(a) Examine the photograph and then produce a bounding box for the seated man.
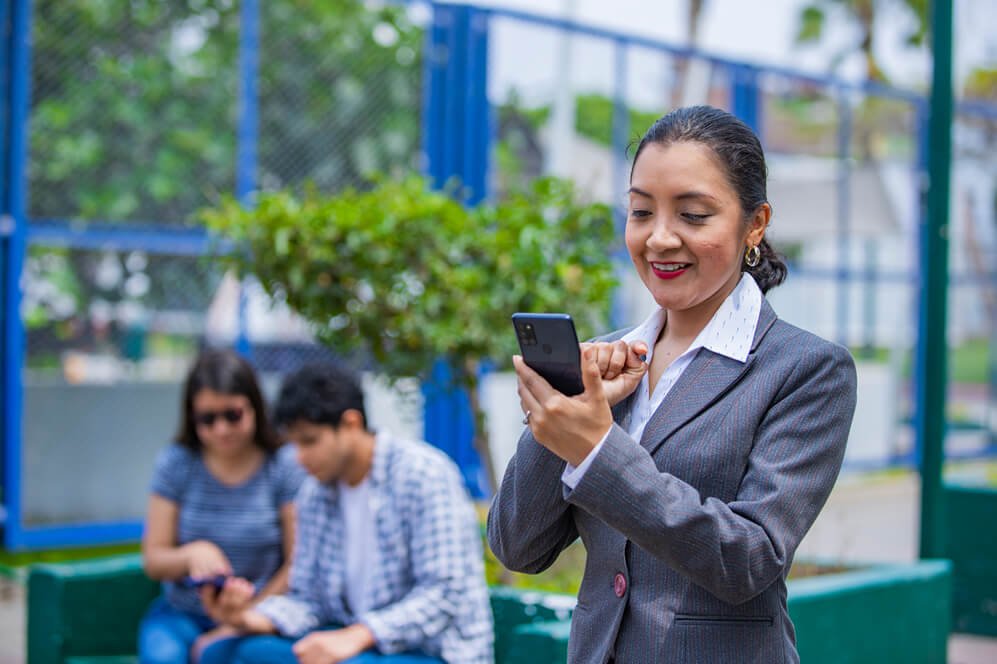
[202,363,493,664]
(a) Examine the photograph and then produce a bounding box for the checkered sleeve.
[254,480,324,638]
[359,460,483,655]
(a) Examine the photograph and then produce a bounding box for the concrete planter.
[491,560,952,664]
[945,483,997,636]
[788,560,952,664]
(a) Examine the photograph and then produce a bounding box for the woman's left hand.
[515,346,614,466]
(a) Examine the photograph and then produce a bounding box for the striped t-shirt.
[150,442,306,616]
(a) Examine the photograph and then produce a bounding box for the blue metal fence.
[2,0,995,549]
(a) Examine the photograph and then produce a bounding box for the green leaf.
[796,6,825,43]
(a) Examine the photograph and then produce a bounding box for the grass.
[850,338,993,385]
[0,542,140,582]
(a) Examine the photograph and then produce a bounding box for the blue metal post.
[609,38,629,330]
[420,4,490,496]
[421,6,448,190]
[447,7,468,192]
[0,0,10,536]
[611,39,629,231]
[730,65,762,141]
[835,95,852,346]
[463,8,490,204]
[0,0,9,200]
[234,0,260,359]
[862,238,877,356]
[2,0,32,549]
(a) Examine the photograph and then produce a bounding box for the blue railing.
[1,0,994,549]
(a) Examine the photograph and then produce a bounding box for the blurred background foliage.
[31,0,423,224]
[202,173,619,487]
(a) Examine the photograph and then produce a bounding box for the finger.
[629,340,649,364]
[580,346,606,400]
[607,341,628,378]
[593,342,612,376]
[516,374,543,421]
[513,355,556,403]
[200,586,217,610]
[234,577,255,597]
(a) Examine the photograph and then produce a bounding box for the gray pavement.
[2,471,996,663]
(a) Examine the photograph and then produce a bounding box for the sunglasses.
[194,407,246,428]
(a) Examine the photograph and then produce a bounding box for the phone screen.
[512,313,584,396]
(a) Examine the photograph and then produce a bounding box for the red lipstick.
[650,263,690,280]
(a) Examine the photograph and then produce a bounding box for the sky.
[435,0,995,106]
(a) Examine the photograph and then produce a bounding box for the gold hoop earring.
[745,245,761,268]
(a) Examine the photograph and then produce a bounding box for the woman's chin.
[205,439,253,456]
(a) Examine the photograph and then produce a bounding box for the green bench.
[27,555,575,664]
[28,555,955,664]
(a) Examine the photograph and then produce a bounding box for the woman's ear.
[746,202,772,247]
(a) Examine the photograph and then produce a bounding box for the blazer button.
[614,573,626,597]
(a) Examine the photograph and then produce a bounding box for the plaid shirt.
[256,431,493,664]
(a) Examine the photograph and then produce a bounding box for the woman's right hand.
[582,340,649,406]
[201,576,256,626]
[182,540,232,579]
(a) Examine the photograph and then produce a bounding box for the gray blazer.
[487,300,857,663]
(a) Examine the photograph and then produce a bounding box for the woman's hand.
[581,340,649,406]
[201,576,255,626]
[515,346,614,466]
[182,540,232,579]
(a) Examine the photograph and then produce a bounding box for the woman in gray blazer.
[488,105,857,663]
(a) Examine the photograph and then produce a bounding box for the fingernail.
[638,354,647,362]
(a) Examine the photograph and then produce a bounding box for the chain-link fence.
[4,0,995,544]
[15,0,427,535]
[484,7,995,474]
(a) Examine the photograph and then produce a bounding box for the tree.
[31,0,422,223]
[26,0,422,363]
[201,175,618,490]
[795,0,927,83]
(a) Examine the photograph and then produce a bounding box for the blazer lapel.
[640,300,778,457]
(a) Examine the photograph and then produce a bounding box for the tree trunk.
[463,359,499,495]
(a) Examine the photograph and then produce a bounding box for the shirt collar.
[622,273,762,364]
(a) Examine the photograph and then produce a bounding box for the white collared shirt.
[562,273,763,488]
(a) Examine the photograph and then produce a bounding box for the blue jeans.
[138,597,217,664]
[201,630,443,664]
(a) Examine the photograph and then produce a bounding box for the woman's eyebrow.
[675,190,720,203]
[627,186,653,199]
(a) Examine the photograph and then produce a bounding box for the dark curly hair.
[630,105,787,294]
[175,348,280,454]
[274,363,368,431]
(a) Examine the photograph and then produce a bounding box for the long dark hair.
[175,348,281,454]
[630,105,787,293]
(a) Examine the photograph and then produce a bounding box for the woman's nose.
[647,219,682,251]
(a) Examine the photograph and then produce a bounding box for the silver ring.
[522,410,531,425]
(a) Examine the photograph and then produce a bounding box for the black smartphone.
[511,313,584,396]
[177,574,229,591]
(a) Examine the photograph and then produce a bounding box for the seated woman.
[139,348,306,664]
